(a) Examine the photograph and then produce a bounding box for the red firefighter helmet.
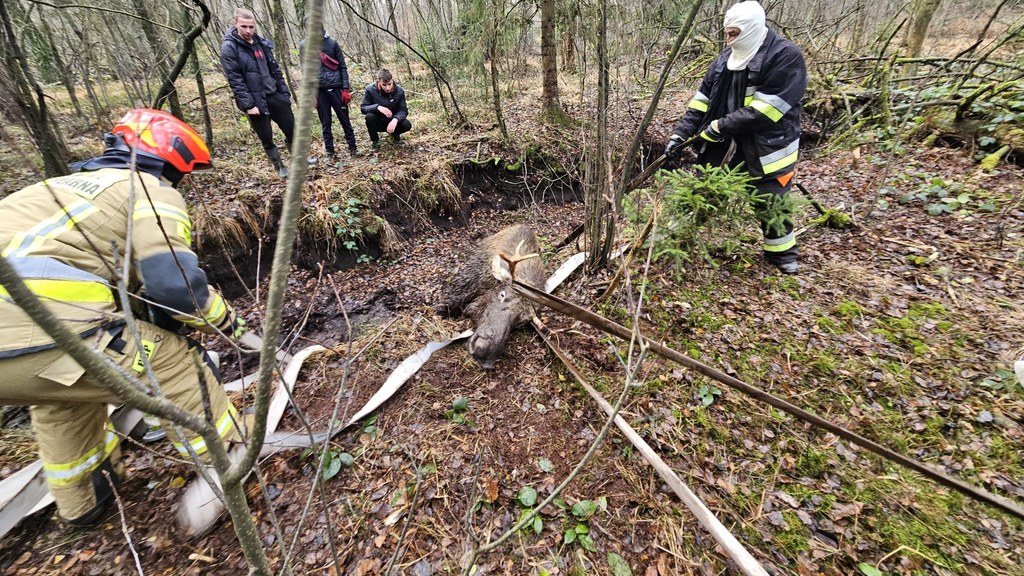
[111,109,212,173]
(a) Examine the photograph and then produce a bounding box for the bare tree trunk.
[906,0,941,58]
[187,9,214,146]
[360,0,382,69]
[0,0,69,177]
[38,18,82,119]
[132,0,182,116]
[540,0,560,116]
[851,0,868,51]
[154,0,212,113]
[616,0,705,189]
[584,0,610,269]
[263,0,294,91]
[385,0,413,80]
[488,0,507,139]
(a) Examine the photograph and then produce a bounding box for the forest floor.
[1,94,1023,576]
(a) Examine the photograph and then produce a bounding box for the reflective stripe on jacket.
[0,168,234,357]
[672,29,807,179]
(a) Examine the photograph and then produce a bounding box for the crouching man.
[360,68,412,150]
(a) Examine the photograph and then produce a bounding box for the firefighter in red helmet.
[0,109,245,526]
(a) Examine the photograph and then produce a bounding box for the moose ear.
[490,254,512,282]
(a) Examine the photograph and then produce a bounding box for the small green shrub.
[627,163,761,271]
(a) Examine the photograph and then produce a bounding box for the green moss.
[774,511,811,553]
[836,300,864,319]
[872,316,928,354]
[816,315,842,334]
[796,446,830,477]
[907,302,947,320]
[686,406,730,442]
[811,351,838,375]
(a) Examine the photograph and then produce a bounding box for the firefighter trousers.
[752,174,798,265]
[0,321,238,522]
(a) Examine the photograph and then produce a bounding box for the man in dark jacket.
[220,7,296,178]
[299,23,361,159]
[360,69,412,150]
[665,1,807,274]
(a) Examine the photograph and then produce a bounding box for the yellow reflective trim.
[44,425,118,486]
[762,150,799,174]
[0,279,114,304]
[2,200,99,258]
[133,201,192,245]
[688,99,709,112]
[205,294,226,324]
[181,293,227,329]
[751,99,784,122]
[172,405,238,457]
[131,339,157,373]
[176,221,190,244]
[763,233,796,253]
[744,95,753,106]
[133,201,190,225]
[217,405,239,439]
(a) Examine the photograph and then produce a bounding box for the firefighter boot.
[267,147,288,179]
[61,457,122,527]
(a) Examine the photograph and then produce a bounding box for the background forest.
[1,0,1023,575]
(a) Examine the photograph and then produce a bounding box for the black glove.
[147,303,186,333]
[700,120,725,143]
[664,134,687,159]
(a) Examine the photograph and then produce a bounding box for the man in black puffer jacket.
[220,7,296,178]
[300,22,361,160]
[360,69,412,150]
[664,1,807,275]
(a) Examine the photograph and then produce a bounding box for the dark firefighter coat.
[220,27,292,115]
[0,167,237,358]
[672,28,807,180]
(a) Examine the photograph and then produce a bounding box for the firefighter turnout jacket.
[0,167,240,522]
[672,28,807,180]
[0,168,237,355]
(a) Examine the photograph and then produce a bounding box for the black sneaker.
[349,147,362,158]
[370,141,381,151]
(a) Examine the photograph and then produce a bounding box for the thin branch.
[106,471,144,576]
[154,0,212,110]
[334,0,465,124]
[26,0,181,32]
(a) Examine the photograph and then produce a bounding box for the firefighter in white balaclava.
[666,1,808,274]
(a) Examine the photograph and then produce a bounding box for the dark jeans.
[364,113,412,142]
[752,175,797,264]
[247,91,295,153]
[317,87,357,154]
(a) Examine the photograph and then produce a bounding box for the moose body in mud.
[440,225,546,369]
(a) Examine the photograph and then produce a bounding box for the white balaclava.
[724,1,768,71]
